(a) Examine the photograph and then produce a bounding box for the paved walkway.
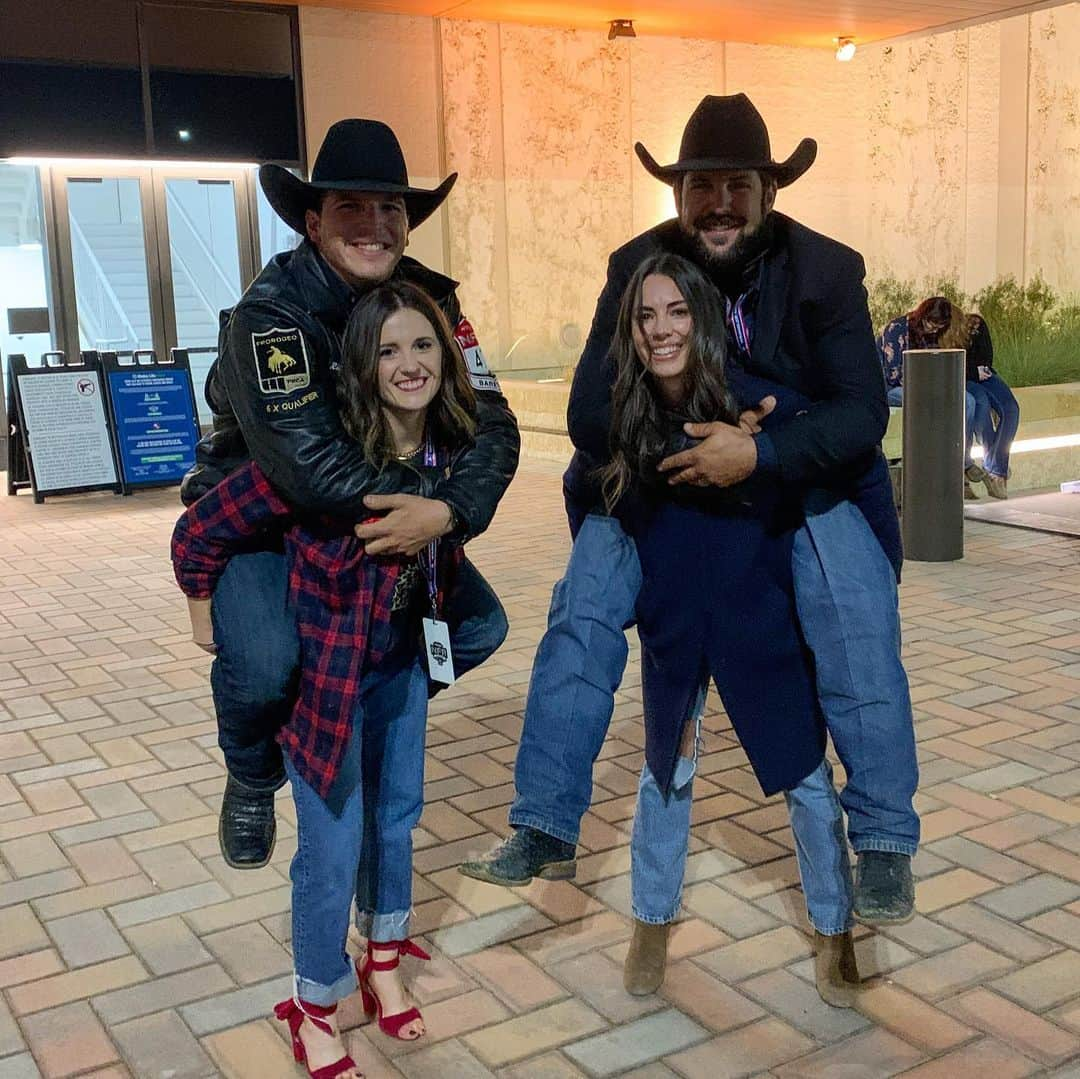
[1,461,1080,1079]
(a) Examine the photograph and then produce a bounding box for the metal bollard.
[901,348,965,561]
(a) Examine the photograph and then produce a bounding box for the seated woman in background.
[879,297,982,498]
[878,296,1020,500]
[940,305,1020,499]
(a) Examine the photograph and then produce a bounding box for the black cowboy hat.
[635,93,817,188]
[260,118,457,234]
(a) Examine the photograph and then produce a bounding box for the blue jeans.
[888,384,977,470]
[967,374,1020,479]
[632,737,854,936]
[285,660,428,1006]
[211,552,296,792]
[211,552,506,791]
[793,492,919,855]
[511,510,918,856]
[510,516,642,844]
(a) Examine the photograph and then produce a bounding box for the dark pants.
[210,552,507,790]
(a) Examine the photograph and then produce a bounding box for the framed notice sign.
[100,351,200,491]
[11,354,121,502]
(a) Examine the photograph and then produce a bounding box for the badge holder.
[419,437,454,685]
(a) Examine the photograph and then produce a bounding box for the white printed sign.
[18,371,118,492]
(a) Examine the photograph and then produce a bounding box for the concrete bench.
[501,380,1080,494]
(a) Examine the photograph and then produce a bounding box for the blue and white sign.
[107,367,199,486]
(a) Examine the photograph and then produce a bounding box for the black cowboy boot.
[458,827,576,887]
[853,851,915,925]
[219,774,276,869]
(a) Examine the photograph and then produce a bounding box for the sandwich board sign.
[100,349,200,491]
[10,353,121,502]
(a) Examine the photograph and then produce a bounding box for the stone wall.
[298,3,1080,371]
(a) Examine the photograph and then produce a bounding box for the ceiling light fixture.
[834,36,856,61]
[608,18,635,39]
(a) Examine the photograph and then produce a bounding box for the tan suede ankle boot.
[623,921,671,996]
[814,930,860,1008]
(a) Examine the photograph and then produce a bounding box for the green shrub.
[867,273,1080,387]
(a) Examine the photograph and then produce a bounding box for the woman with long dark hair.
[939,305,1020,498]
[173,281,495,1079]
[602,253,907,1009]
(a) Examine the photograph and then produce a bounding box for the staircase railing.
[164,185,238,330]
[68,214,140,350]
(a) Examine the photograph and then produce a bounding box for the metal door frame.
[149,163,260,354]
[44,162,260,363]
[48,164,164,362]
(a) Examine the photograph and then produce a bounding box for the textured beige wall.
[1027,6,1080,295]
[298,3,1080,370]
[299,7,448,273]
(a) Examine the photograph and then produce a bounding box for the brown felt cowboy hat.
[635,93,817,188]
[260,118,457,234]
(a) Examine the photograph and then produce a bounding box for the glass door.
[152,166,258,413]
[51,166,163,360]
[48,163,260,419]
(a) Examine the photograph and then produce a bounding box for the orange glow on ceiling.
[251,0,1063,47]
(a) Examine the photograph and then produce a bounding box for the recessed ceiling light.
[834,37,856,61]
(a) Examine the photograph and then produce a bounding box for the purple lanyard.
[725,293,753,360]
[420,434,440,615]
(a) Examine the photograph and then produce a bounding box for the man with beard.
[460,94,919,936]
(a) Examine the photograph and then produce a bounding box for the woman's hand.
[187,597,216,654]
[355,495,454,555]
[738,395,777,434]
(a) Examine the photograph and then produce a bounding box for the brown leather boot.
[623,921,670,996]
[814,930,860,1008]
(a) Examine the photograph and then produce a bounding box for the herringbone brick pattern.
[1,460,1079,1078]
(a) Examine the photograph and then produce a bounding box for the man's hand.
[187,597,216,654]
[738,395,777,434]
[658,421,758,488]
[355,494,454,556]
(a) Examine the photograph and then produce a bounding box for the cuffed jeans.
[286,660,428,1006]
[510,515,642,844]
[793,492,920,856]
[511,509,919,856]
[211,552,506,792]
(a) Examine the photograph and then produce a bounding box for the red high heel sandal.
[273,997,359,1079]
[357,938,431,1040]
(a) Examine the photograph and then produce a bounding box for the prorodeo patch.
[453,318,501,393]
[251,327,311,396]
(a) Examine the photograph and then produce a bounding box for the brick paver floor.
[2,460,1080,1078]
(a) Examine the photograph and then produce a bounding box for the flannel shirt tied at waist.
[171,458,460,802]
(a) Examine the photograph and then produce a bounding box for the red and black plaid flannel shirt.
[171,459,458,801]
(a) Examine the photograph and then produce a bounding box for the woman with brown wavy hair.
[600,252,872,1009]
[173,281,500,1078]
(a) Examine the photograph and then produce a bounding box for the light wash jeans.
[286,660,428,1006]
[511,508,919,856]
[631,725,854,935]
[793,492,919,856]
